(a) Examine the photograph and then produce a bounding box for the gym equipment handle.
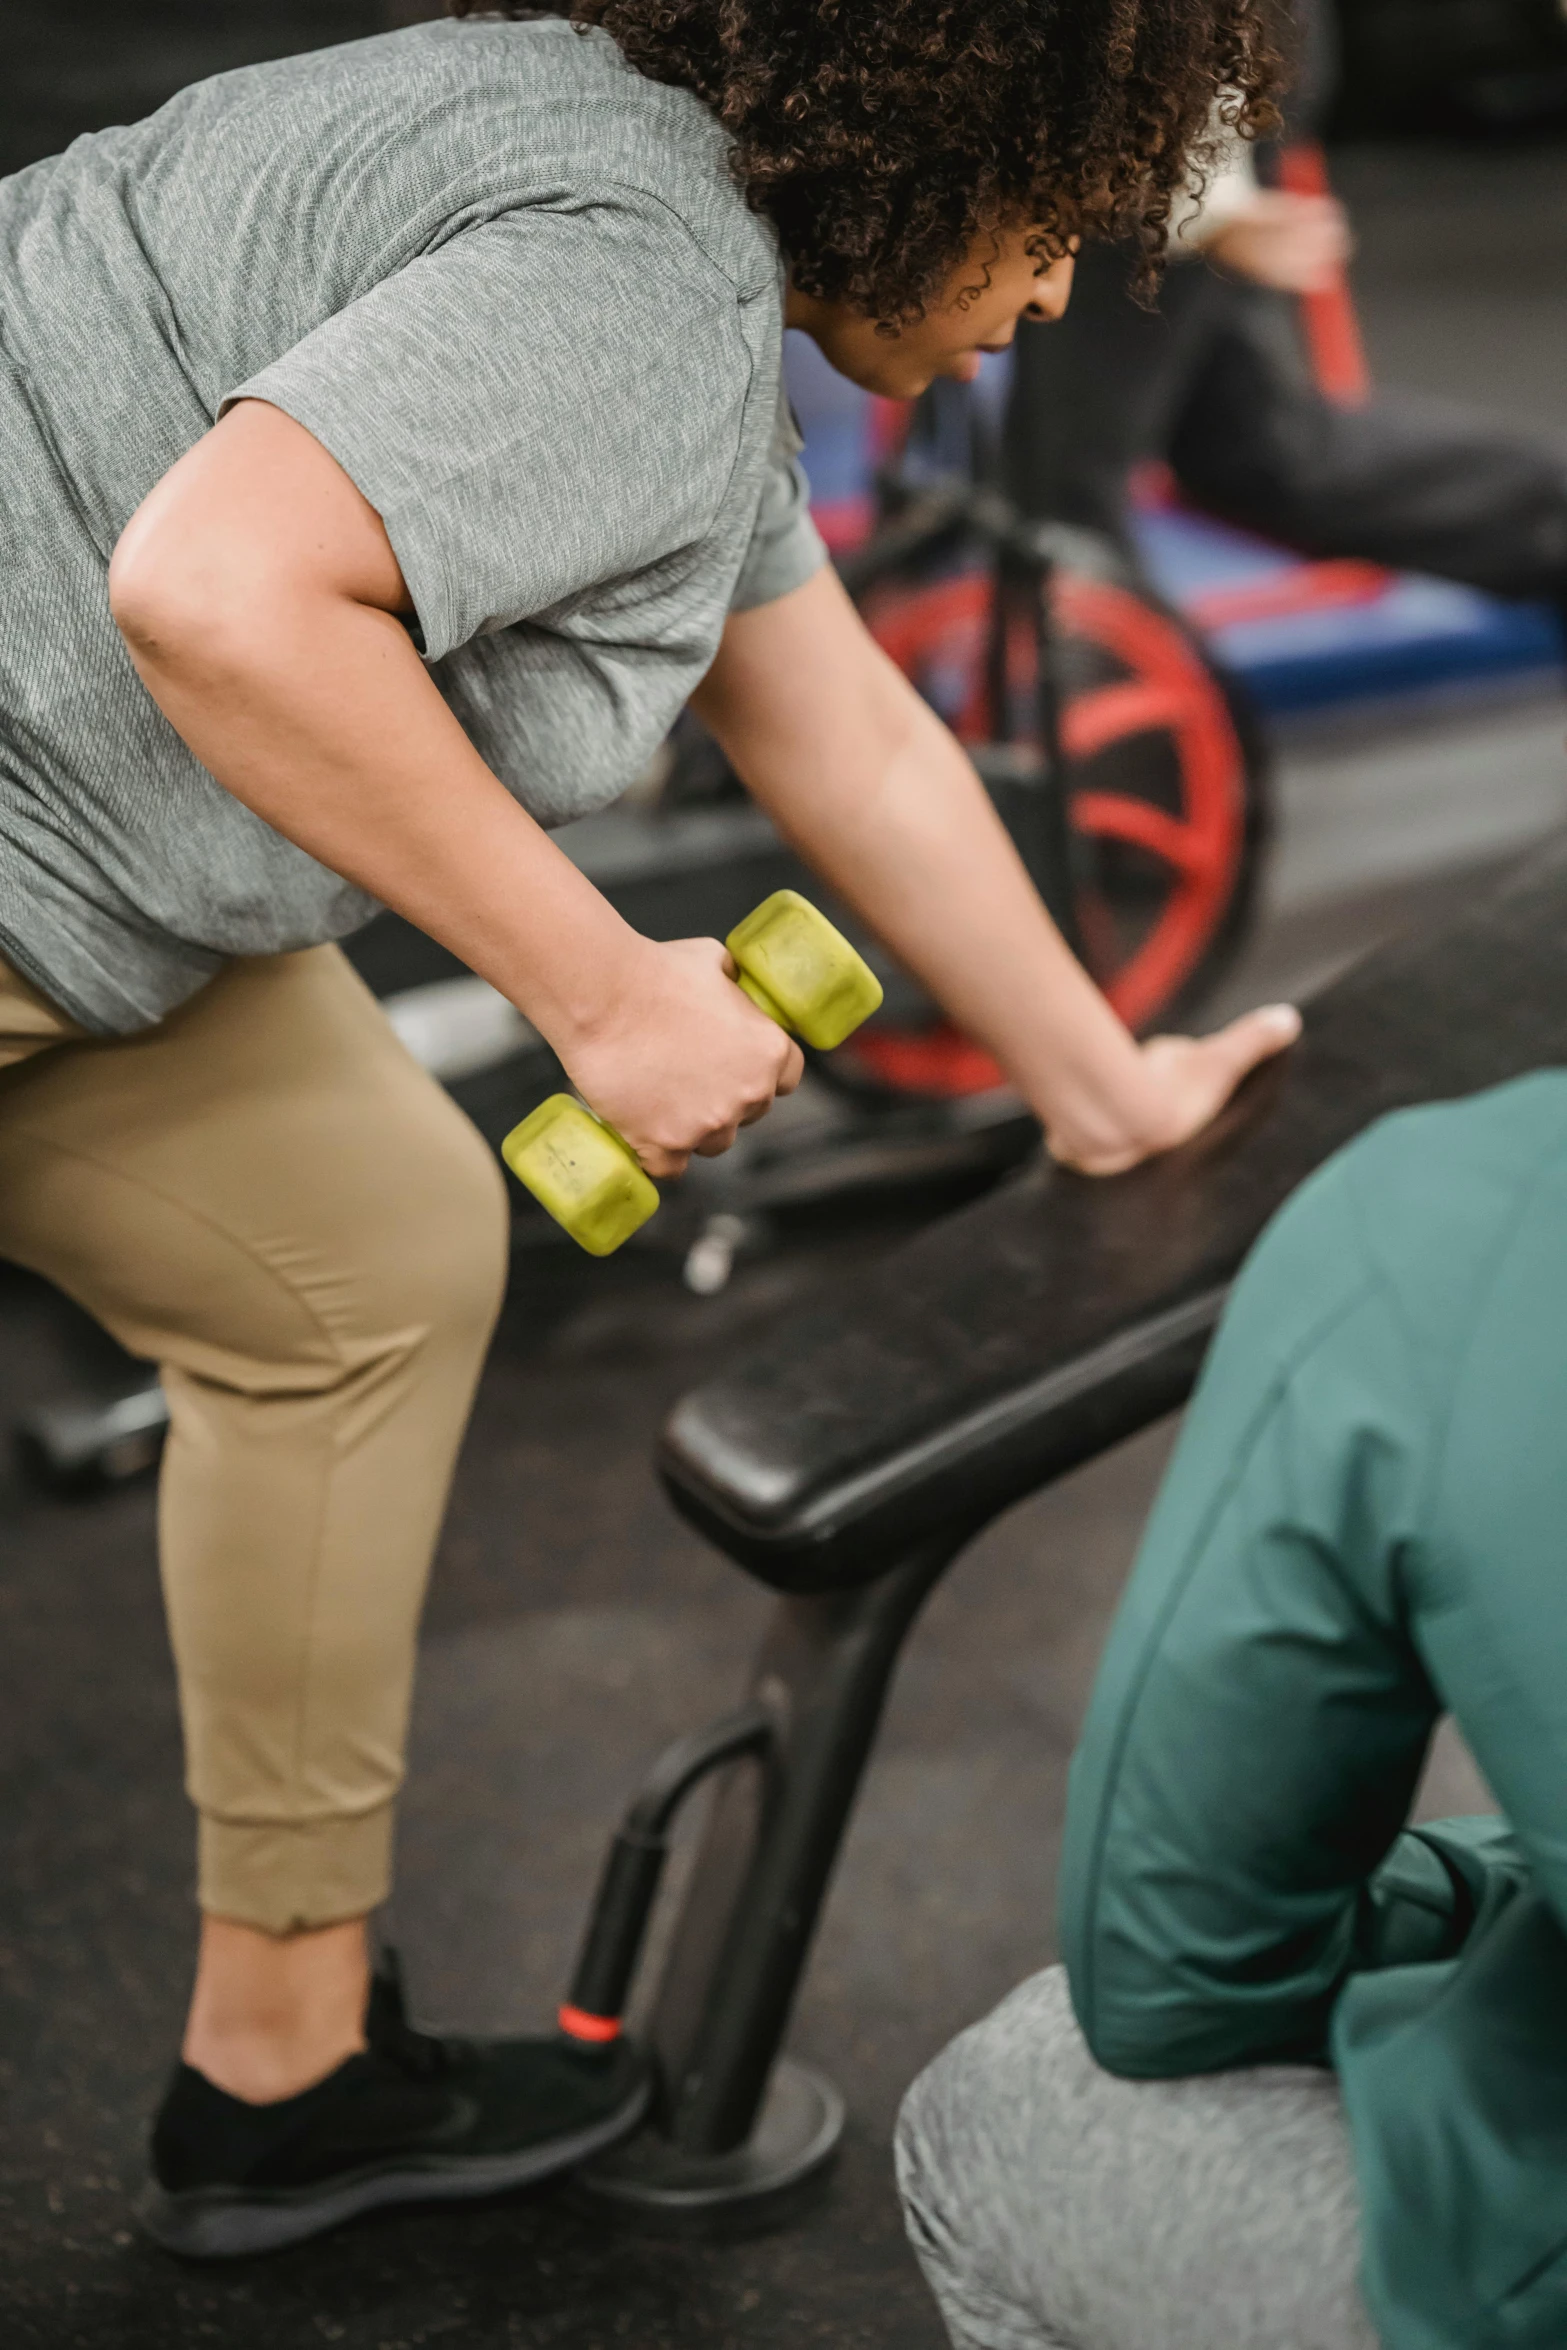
[558,1700,777,2043]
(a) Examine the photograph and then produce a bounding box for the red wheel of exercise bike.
[848,560,1267,1095]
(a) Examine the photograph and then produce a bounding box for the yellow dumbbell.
[501,890,884,1256]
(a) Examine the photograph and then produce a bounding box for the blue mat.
[1131,503,1562,716]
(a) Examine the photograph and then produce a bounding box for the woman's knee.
[365,1085,511,1354]
[191,945,512,1356]
[0,947,513,1379]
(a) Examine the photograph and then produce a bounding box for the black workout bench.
[566,834,1567,2225]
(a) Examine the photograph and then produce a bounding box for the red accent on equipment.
[867,396,913,466]
[1128,460,1181,512]
[1185,556,1390,633]
[558,2004,622,2044]
[1276,142,1371,407]
[1056,573,1245,1031]
[859,559,1249,1062]
[845,1024,1008,1096]
[811,494,877,557]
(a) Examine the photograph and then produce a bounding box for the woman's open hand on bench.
[1045,1004,1303,1177]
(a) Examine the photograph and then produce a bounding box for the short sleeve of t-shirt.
[227,202,759,663]
[729,392,826,613]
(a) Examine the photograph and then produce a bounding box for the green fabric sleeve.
[1059,1078,1567,2350]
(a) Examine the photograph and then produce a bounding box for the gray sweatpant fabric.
[895,1967,1380,2350]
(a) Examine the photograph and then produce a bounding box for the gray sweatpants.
[895,1967,1379,2350]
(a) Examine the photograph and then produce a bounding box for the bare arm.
[1203,189,1353,294]
[108,399,800,1175]
[691,566,1298,1172]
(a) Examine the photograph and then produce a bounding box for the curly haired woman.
[0,0,1296,2254]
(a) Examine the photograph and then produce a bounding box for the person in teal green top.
[899,1071,1567,2350]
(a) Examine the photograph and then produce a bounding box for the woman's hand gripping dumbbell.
[503,892,883,1254]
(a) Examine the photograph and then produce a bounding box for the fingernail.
[1262,1003,1302,1037]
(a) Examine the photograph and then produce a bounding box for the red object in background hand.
[1277,143,1372,406]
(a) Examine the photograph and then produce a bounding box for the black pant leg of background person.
[1001,243,1235,539]
[1006,241,1567,612]
[1166,280,1567,605]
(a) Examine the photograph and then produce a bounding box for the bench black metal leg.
[577,1533,962,2224]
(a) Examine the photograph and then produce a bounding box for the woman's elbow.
[110,515,198,656]
[109,515,260,682]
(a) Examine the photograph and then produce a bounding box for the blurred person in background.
[1003,0,1567,634]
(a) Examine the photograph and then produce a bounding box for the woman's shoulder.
[286,17,780,299]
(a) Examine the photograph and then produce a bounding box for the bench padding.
[660,837,1567,1591]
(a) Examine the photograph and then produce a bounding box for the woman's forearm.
[694,578,1163,1154]
[753,684,1162,1152]
[693,567,1298,1171]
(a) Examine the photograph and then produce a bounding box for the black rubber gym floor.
[1,12,1563,2342]
[0,1211,1155,2350]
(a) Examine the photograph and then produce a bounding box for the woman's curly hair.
[447,1,1283,321]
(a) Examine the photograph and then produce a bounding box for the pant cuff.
[197,1802,396,1934]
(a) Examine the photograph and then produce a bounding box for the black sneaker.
[135,1952,650,2259]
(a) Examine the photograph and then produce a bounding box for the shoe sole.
[134,2072,652,2260]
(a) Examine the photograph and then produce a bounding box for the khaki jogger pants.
[0,946,509,1933]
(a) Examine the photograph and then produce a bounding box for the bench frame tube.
[578,1531,964,2214]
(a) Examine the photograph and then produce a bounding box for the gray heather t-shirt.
[0,16,824,1032]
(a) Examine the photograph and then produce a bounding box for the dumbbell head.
[725,891,883,1052]
[501,1096,660,1255]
